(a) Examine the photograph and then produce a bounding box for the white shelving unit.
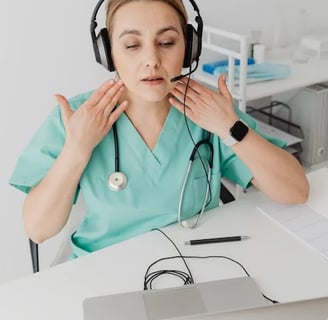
[195,25,249,112]
[195,27,328,103]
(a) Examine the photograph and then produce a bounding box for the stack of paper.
[257,167,328,259]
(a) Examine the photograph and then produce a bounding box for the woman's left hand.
[169,74,238,139]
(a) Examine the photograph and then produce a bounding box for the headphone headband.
[91,0,201,26]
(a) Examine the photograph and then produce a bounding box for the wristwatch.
[222,119,249,147]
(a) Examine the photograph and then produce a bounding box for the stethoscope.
[108,122,214,229]
[177,133,213,229]
[107,122,128,191]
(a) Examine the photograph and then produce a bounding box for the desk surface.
[0,179,328,320]
[194,56,328,101]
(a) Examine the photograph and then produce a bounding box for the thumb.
[54,94,73,129]
[217,74,232,101]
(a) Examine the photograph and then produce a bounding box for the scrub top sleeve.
[9,105,80,204]
[220,151,253,189]
[220,107,287,189]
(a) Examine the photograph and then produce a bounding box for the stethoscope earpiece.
[108,171,127,191]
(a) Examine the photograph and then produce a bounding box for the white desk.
[0,175,328,320]
[194,56,328,101]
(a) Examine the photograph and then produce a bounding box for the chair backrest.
[29,239,39,273]
[220,182,235,204]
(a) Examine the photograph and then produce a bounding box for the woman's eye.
[125,44,139,50]
[160,41,175,47]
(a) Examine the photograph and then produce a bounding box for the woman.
[10,0,309,259]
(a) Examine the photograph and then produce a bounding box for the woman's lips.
[141,76,164,85]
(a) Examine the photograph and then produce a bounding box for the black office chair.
[29,239,39,273]
[220,182,235,204]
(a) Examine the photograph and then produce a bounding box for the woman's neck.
[120,95,171,150]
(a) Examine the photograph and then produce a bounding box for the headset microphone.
[170,61,199,82]
[170,71,193,82]
[171,73,190,83]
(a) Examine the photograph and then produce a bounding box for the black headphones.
[90,0,203,72]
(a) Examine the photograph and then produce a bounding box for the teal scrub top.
[9,91,285,258]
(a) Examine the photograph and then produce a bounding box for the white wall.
[1,0,327,285]
[197,0,328,48]
[0,0,109,284]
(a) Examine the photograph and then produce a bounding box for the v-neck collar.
[116,107,182,171]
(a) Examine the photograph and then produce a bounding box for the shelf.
[256,120,303,147]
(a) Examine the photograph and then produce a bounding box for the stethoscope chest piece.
[108,172,128,191]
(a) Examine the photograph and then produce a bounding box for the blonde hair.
[106,0,188,37]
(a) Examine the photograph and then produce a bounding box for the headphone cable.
[144,228,279,304]
[182,72,213,209]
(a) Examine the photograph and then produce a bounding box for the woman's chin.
[137,91,170,103]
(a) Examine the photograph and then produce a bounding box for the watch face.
[230,120,249,141]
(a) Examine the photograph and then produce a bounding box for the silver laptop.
[171,296,328,320]
[83,277,269,320]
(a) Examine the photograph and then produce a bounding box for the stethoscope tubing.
[108,122,128,191]
[178,135,214,229]
[113,122,120,172]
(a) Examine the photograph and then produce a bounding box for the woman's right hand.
[55,79,127,158]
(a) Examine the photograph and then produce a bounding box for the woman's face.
[111,1,186,103]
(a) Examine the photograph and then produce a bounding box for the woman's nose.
[145,46,161,69]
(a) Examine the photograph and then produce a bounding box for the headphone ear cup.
[94,28,115,71]
[183,24,200,68]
